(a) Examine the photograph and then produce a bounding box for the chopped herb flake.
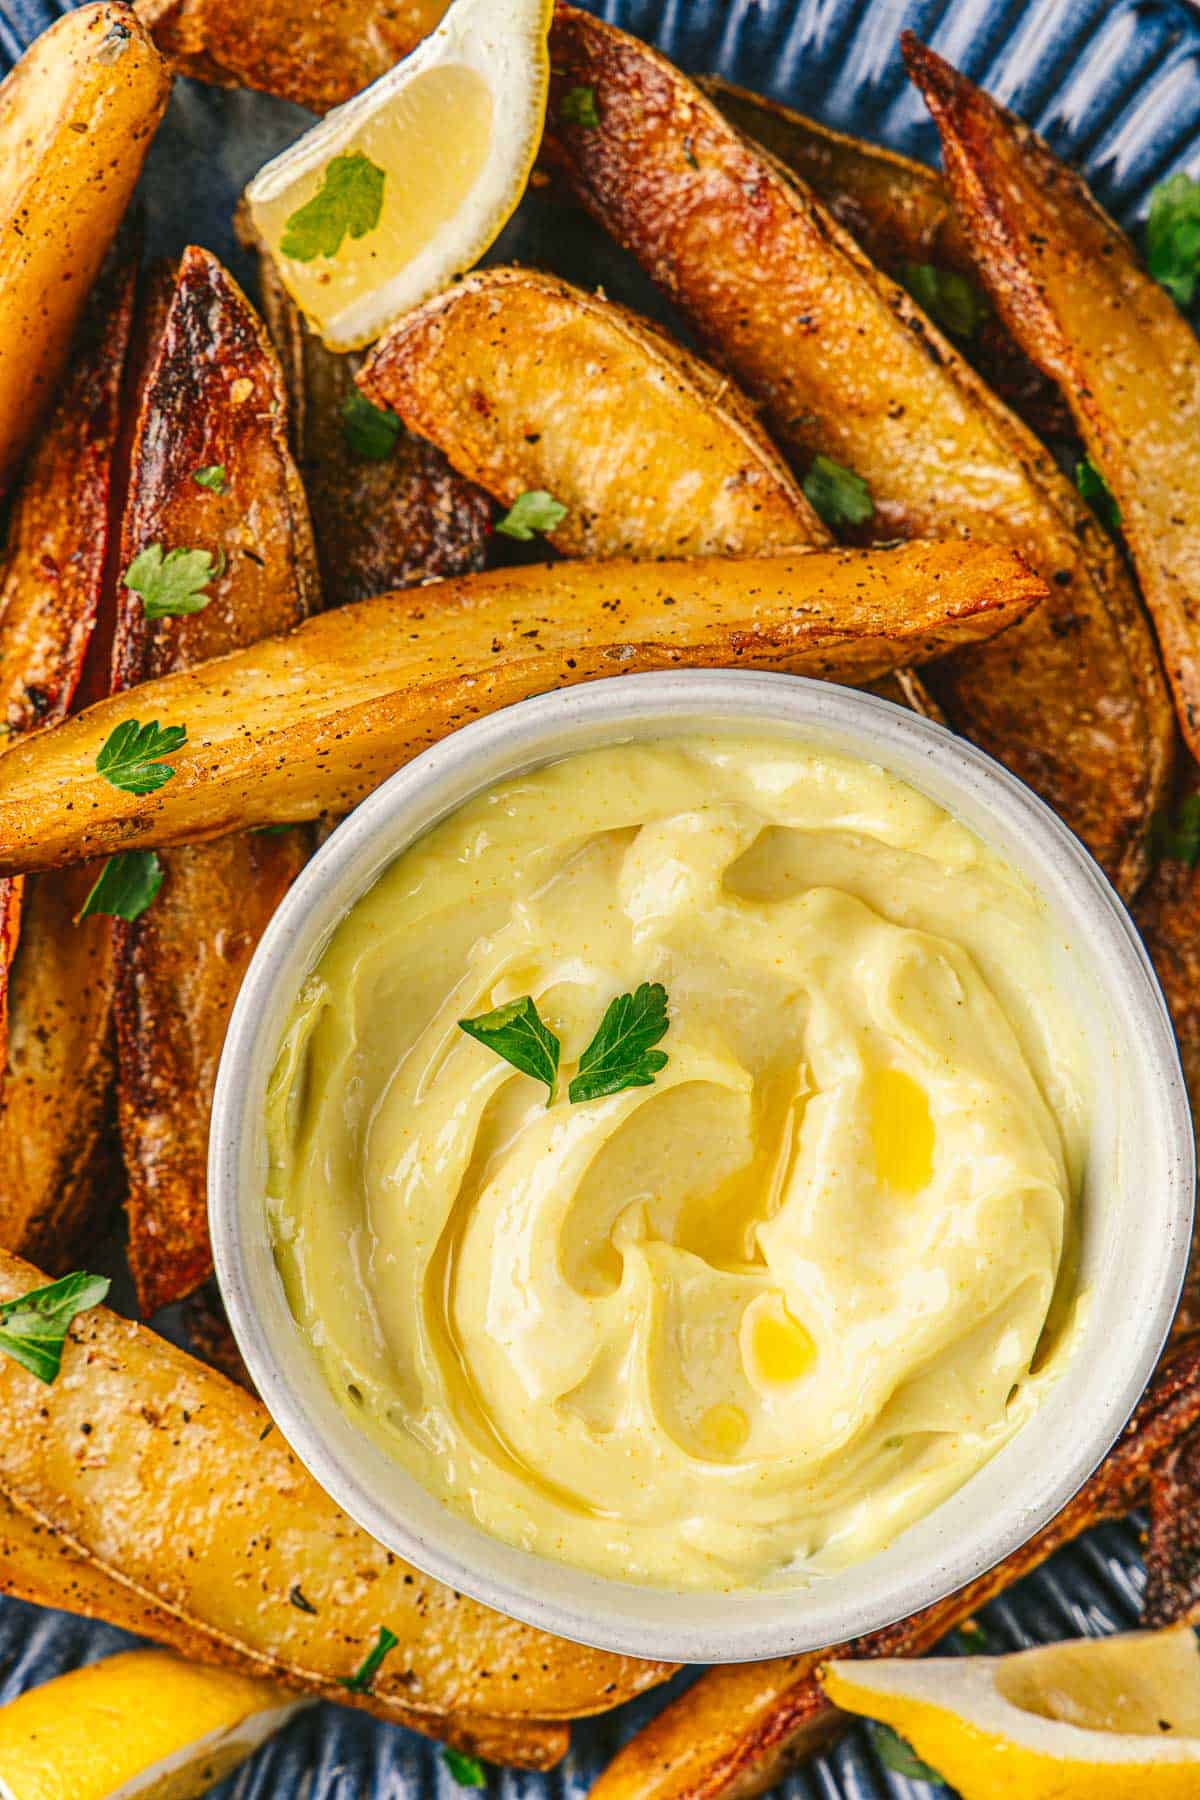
[340,1625,399,1695]
[900,261,989,338]
[569,982,670,1103]
[193,464,227,493]
[802,454,874,529]
[282,152,386,263]
[495,490,568,541]
[76,850,163,923]
[460,996,560,1104]
[1146,171,1200,309]
[560,85,600,127]
[96,719,187,795]
[1076,457,1121,532]
[124,543,221,619]
[442,1746,487,1787]
[0,1272,111,1384]
[341,389,402,460]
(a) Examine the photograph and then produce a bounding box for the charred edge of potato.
[698,76,1073,442]
[590,1333,1200,1800]
[0,4,170,496]
[360,266,828,560]
[544,6,1172,899]
[0,1495,570,1770]
[903,33,1200,772]
[112,245,318,1315]
[133,0,445,115]
[0,543,1046,872]
[255,249,491,607]
[1142,1419,1200,1628]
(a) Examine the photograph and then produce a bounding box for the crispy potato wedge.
[134,0,445,112]
[590,1334,1200,1800]
[0,248,138,1263]
[0,1246,667,1725]
[255,251,490,608]
[0,1500,569,1770]
[699,78,1070,440]
[1142,1420,1200,1630]
[0,541,1043,872]
[0,4,169,496]
[905,38,1200,764]
[545,7,1172,896]
[112,246,318,1316]
[361,267,827,559]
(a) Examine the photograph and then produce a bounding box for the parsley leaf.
[568,982,669,1104]
[95,719,187,795]
[560,84,600,127]
[342,389,401,460]
[124,543,220,620]
[1076,457,1121,532]
[193,464,227,493]
[495,490,568,541]
[869,1722,947,1785]
[340,1625,399,1695]
[900,261,989,339]
[1150,793,1200,866]
[442,1747,487,1788]
[76,850,163,923]
[0,1271,111,1384]
[459,996,560,1104]
[802,454,874,529]
[281,152,387,263]
[1146,171,1200,309]
[949,1616,995,1655]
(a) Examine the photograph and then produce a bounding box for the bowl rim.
[209,670,1195,1663]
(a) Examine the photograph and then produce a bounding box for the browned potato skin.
[134,0,446,112]
[590,1335,1200,1800]
[905,37,1200,761]
[361,267,828,559]
[545,7,1172,898]
[0,1499,569,1769]
[0,4,169,496]
[256,252,491,608]
[0,542,1044,873]
[0,1246,667,1727]
[700,78,1070,440]
[111,247,319,1317]
[0,249,138,1264]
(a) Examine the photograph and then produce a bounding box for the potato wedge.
[111,246,318,1316]
[0,1246,667,1723]
[134,0,445,112]
[0,541,1043,873]
[905,37,1200,763]
[545,7,1172,896]
[0,1498,569,1770]
[590,1333,1200,1800]
[0,247,139,1264]
[361,267,827,559]
[1141,1421,1200,1630]
[255,251,490,608]
[699,78,1070,440]
[0,4,169,496]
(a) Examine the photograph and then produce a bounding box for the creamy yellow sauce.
[266,737,1089,1590]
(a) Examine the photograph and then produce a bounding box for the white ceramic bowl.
[209,671,1194,1664]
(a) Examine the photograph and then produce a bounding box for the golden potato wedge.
[699,78,1070,440]
[0,1497,569,1770]
[111,246,318,1316]
[589,1334,1200,1800]
[544,7,1172,896]
[255,250,490,608]
[0,4,169,496]
[0,541,1043,873]
[134,0,445,112]
[0,1246,667,1724]
[905,37,1200,763]
[361,267,827,559]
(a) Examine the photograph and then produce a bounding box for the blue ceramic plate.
[0,0,1198,1794]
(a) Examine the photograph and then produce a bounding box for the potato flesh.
[0,542,1043,873]
[0,4,169,495]
[545,6,1172,897]
[0,1246,666,1722]
[905,37,1200,766]
[589,1336,1200,1800]
[362,266,827,559]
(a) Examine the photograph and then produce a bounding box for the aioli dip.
[266,736,1089,1591]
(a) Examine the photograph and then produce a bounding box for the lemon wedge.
[244,0,553,350]
[0,1648,306,1800]
[822,1626,1200,1799]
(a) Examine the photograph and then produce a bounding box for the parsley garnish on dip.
[265,737,1089,1590]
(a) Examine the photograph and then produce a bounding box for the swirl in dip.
[266,736,1089,1590]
